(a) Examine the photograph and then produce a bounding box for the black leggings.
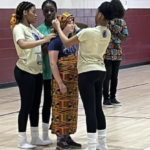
[78,71,106,133]
[103,60,121,100]
[42,79,52,123]
[14,66,42,132]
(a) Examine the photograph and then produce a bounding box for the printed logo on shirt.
[32,33,40,40]
[62,45,77,55]
[32,33,42,65]
[103,30,107,38]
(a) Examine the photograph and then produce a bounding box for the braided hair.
[10,1,35,29]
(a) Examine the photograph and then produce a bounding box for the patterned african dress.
[48,36,78,135]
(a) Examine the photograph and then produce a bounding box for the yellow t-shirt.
[13,23,44,74]
[76,26,111,74]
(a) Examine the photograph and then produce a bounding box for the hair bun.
[12,13,17,17]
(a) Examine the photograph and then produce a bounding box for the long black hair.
[98,0,125,20]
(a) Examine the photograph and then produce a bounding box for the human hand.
[59,83,67,94]
[44,33,56,42]
[52,18,60,31]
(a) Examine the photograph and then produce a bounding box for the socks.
[57,135,65,143]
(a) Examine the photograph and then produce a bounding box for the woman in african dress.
[48,12,82,150]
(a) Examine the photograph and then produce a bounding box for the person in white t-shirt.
[10,1,56,149]
[52,0,125,150]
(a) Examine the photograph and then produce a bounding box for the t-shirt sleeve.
[121,20,129,36]
[13,26,25,43]
[76,28,90,42]
[48,38,62,52]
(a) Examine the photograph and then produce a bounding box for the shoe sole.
[18,146,36,149]
[103,105,113,108]
[56,146,71,150]
[111,103,122,106]
[70,145,82,149]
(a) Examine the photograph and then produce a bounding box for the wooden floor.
[1,65,150,150]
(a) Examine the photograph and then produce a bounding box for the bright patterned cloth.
[57,12,74,30]
[50,55,78,135]
[104,19,129,61]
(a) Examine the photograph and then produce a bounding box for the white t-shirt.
[76,26,111,74]
[13,23,44,74]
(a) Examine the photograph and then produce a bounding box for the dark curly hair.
[98,0,125,20]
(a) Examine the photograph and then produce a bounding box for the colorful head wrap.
[57,12,74,30]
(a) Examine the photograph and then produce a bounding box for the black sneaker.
[103,99,113,108]
[56,138,70,150]
[66,136,82,149]
[111,98,122,106]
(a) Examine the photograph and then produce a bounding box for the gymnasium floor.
[0,65,150,150]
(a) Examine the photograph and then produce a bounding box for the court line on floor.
[0,111,150,121]
[118,82,150,90]
[1,82,150,117]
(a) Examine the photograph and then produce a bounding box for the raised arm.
[52,19,80,47]
[17,33,56,49]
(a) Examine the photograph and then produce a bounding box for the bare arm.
[57,27,80,47]
[49,51,67,94]
[17,39,47,49]
[52,19,80,47]
[17,33,56,49]
[49,51,63,85]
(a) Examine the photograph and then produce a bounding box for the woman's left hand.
[52,19,60,31]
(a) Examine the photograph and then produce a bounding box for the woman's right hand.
[59,83,67,94]
[44,33,56,43]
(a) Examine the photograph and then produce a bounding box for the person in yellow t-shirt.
[10,1,56,149]
[52,0,125,150]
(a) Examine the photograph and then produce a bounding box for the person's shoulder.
[82,27,93,32]
[49,36,63,50]
[37,23,46,30]
[13,23,23,32]
[79,27,94,35]
[50,36,62,45]
[14,23,23,29]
